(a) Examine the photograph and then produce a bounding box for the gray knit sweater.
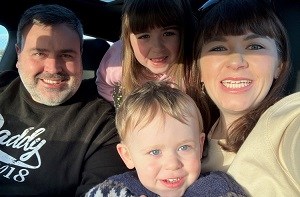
[85,171,247,197]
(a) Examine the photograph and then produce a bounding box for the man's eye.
[61,54,73,59]
[34,52,45,56]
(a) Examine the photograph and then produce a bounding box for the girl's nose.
[151,36,165,50]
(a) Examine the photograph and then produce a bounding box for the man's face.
[16,23,83,106]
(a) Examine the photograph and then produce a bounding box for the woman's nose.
[226,53,248,70]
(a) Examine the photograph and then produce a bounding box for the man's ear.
[116,143,135,169]
[15,44,21,68]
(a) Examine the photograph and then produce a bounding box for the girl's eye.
[247,44,264,50]
[163,31,176,37]
[137,34,150,39]
[149,149,161,156]
[178,145,191,151]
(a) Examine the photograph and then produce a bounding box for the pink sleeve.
[95,40,123,102]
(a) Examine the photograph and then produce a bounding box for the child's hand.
[157,74,172,82]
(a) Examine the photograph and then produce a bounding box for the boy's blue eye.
[149,149,161,156]
[178,145,190,151]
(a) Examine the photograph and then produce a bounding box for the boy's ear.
[116,143,135,169]
[199,133,205,158]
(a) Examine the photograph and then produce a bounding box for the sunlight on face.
[200,32,281,119]
[16,24,83,106]
[129,26,180,75]
[123,111,204,197]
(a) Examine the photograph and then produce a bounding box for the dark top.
[0,71,127,197]
[86,170,247,197]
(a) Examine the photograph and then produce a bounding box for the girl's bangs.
[127,3,182,34]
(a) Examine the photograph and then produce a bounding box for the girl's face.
[130,26,180,75]
[200,32,281,121]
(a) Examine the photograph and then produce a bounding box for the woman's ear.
[274,63,283,79]
[116,143,135,169]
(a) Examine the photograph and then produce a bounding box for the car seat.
[82,38,110,79]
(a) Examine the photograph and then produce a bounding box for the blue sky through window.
[0,25,8,50]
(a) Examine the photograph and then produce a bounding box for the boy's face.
[117,111,205,197]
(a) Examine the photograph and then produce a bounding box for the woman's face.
[129,26,180,75]
[200,32,281,119]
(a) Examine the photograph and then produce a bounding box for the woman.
[193,0,299,196]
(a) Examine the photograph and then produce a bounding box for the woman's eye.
[247,44,264,50]
[210,46,226,52]
[149,149,161,156]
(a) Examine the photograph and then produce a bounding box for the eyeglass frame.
[197,0,275,19]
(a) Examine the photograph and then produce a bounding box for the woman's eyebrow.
[244,33,267,41]
[206,36,226,43]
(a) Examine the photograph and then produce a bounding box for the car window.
[0,25,8,62]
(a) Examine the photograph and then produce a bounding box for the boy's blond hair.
[116,81,203,141]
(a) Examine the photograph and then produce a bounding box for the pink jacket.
[95,40,122,102]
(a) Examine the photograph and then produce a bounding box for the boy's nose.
[163,154,183,171]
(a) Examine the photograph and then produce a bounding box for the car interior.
[0,0,299,94]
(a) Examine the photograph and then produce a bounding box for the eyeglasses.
[197,0,221,18]
[197,0,275,19]
[198,0,221,13]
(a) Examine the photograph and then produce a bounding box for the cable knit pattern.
[85,171,247,197]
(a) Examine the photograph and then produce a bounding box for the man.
[0,4,127,196]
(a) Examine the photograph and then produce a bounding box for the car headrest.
[82,38,110,79]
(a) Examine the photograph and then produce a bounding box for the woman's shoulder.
[227,92,300,196]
